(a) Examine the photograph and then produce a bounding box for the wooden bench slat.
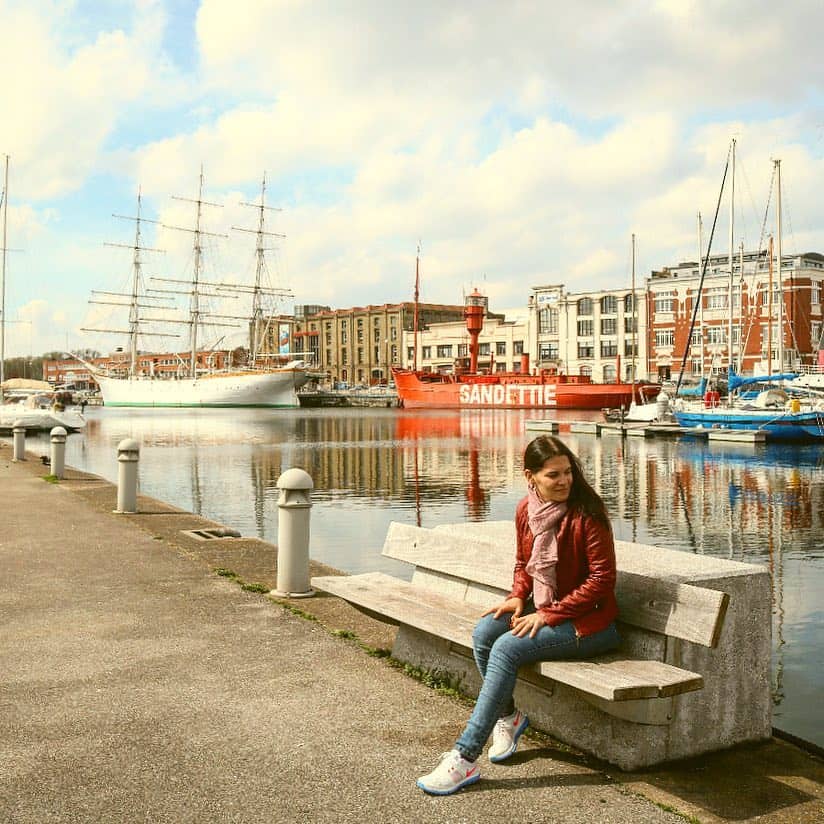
[311,573,704,702]
[383,522,728,648]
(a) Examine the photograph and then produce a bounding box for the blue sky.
[1,0,823,357]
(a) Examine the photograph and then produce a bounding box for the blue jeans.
[455,612,620,762]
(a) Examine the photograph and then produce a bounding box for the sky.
[1,0,823,358]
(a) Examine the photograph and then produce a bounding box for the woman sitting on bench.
[417,434,620,795]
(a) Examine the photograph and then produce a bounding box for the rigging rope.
[674,144,731,397]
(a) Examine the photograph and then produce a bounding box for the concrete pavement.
[1,440,822,823]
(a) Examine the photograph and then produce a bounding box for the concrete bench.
[312,521,772,770]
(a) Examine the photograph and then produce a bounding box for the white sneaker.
[416,749,480,795]
[488,709,529,763]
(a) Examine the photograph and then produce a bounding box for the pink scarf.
[525,487,567,609]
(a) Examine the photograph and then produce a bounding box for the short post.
[115,438,140,514]
[49,426,67,478]
[12,420,26,461]
[272,467,315,598]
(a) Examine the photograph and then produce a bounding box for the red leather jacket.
[508,496,619,637]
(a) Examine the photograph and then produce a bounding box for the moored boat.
[393,367,657,410]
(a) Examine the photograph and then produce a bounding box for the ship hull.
[392,369,657,410]
[673,406,824,441]
[94,367,308,408]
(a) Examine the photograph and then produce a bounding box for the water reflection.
[23,406,823,749]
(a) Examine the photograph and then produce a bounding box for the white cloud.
[2,1,823,357]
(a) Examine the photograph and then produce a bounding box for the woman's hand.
[481,597,524,621]
[510,611,546,638]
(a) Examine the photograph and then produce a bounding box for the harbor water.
[18,406,824,750]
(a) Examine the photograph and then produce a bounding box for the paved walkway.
[1,441,822,823]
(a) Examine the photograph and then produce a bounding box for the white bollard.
[49,426,67,478]
[272,467,315,598]
[115,438,140,514]
[12,420,26,462]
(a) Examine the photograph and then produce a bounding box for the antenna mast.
[413,243,420,371]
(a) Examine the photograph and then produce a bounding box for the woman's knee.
[472,613,509,650]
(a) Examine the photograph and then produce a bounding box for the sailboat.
[77,172,310,408]
[0,155,85,432]
[672,155,824,440]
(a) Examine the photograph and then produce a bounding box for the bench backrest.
[383,522,729,648]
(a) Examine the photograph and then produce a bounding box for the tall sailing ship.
[79,172,310,408]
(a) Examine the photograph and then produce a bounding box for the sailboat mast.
[250,175,267,364]
[630,233,636,398]
[0,155,7,403]
[728,138,736,377]
[697,211,704,382]
[775,158,784,372]
[413,244,420,372]
[767,235,774,378]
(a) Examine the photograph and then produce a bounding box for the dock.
[526,419,768,444]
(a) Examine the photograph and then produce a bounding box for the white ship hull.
[94,364,309,408]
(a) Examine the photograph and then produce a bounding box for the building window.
[539,343,559,360]
[601,341,618,357]
[357,347,364,364]
[341,349,348,364]
[624,293,635,313]
[578,342,594,358]
[341,331,348,344]
[496,341,506,356]
[577,298,593,316]
[479,343,491,356]
[422,346,431,359]
[624,317,637,334]
[577,319,593,337]
[325,349,331,363]
[707,326,726,344]
[373,329,380,343]
[706,288,727,310]
[539,308,558,334]
[391,345,397,362]
[407,346,414,361]
[601,318,617,335]
[341,320,348,330]
[603,364,616,382]
[512,361,521,373]
[436,344,453,358]
[691,358,702,374]
[495,362,507,372]
[654,291,675,313]
[357,329,364,343]
[373,317,380,327]
[458,344,468,356]
[325,332,332,345]
[374,346,380,361]
[513,340,524,355]
[580,365,592,378]
[655,329,675,347]
[624,341,637,356]
[691,329,703,346]
[761,286,780,306]
[812,283,821,305]
[601,295,617,314]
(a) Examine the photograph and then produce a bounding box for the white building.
[528,284,651,382]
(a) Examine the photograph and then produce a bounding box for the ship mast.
[413,243,420,371]
[728,137,736,376]
[232,173,287,366]
[775,158,784,372]
[83,190,171,374]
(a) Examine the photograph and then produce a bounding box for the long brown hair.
[523,435,609,526]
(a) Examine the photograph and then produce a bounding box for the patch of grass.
[386,660,466,698]
[240,582,270,594]
[331,628,357,640]
[42,475,60,484]
[213,568,239,579]
[269,599,319,622]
